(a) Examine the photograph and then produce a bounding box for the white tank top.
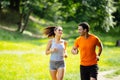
[50,39,65,61]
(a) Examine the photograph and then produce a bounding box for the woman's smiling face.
[54,27,63,37]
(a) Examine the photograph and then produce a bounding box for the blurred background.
[0,0,120,80]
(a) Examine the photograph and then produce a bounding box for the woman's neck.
[54,36,61,42]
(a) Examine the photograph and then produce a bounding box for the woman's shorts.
[50,60,65,70]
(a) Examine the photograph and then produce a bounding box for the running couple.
[44,22,103,80]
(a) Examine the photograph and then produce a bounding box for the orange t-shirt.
[74,34,101,66]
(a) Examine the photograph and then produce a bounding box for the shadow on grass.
[0,27,46,46]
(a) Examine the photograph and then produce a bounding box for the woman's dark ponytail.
[44,26,56,38]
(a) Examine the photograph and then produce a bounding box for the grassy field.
[0,39,80,80]
[0,22,120,80]
[0,40,120,80]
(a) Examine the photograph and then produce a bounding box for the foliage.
[113,0,120,26]
[0,0,119,32]
[0,21,120,79]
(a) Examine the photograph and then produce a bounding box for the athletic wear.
[50,39,65,61]
[49,39,66,70]
[74,34,101,66]
[80,64,98,80]
[50,61,65,70]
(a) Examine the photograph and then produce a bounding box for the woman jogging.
[44,26,67,80]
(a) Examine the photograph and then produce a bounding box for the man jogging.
[71,22,103,80]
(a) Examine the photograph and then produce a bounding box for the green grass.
[105,69,120,78]
[0,53,50,80]
[0,20,120,79]
[0,54,80,80]
[0,39,80,80]
[0,38,120,80]
[99,46,120,70]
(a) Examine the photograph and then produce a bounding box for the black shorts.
[80,64,98,80]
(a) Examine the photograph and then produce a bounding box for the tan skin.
[71,26,103,80]
[45,27,67,80]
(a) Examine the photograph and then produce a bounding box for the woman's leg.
[50,70,57,80]
[57,68,65,80]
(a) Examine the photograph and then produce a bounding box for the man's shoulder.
[90,34,99,39]
[76,36,82,40]
[89,34,101,42]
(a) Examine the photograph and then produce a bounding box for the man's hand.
[97,56,100,61]
[71,48,78,55]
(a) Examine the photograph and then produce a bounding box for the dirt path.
[98,70,120,80]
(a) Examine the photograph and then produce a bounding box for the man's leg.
[80,65,90,80]
[90,65,98,80]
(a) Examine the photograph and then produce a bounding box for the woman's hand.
[50,48,58,53]
[64,53,68,58]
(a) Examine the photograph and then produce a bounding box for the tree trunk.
[116,40,120,46]
[17,13,23,32]
[10,0,20,12]
[20,10,31,33]
[0,1,1,11]
[10,0,14,9]
[14,0,20,12]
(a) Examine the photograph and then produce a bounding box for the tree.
[9,0,20,12]
[0,1,1,11]
[58,0,116,32]
[0,0,117,32]
[0,0,37,33]
[17,0,32,33]
[113,0,120,26]
[73,0,116,32]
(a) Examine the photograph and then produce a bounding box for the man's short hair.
[78,22,90,32]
